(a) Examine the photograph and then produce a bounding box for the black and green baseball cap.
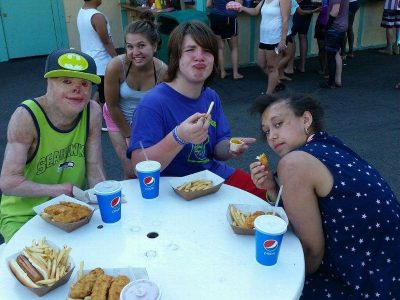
[44,48,101,84]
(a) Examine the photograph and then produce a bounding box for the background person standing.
[341,0,360,59]
[379,0,400,55]
[77,0,117,117]
[207,0,244,80]
[321,0,349,89]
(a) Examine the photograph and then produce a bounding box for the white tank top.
[77,8,113,75]
[260,0,283,45]
[119,56,165,124]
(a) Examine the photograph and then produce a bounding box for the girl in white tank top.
[103,13,167,179]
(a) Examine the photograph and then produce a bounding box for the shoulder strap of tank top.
[125,61,132,79]
[153,61,157,84]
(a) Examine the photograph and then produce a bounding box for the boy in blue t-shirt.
[127,21,266,200]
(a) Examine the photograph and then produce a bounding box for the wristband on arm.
[172,126,188,146]
[326,15,336,29]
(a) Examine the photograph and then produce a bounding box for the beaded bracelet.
[172,126,187,146]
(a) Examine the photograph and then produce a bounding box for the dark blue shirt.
[298,132,400,298]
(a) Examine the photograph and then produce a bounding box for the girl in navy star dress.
[249,93,400,299]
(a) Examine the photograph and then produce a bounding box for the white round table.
[0,178,305,300]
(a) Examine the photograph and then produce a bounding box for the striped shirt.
[384,0,400,10]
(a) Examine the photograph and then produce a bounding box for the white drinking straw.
[204,101,214,118]
[273,185,283,216]
[139,141,149,161]
[97,164,106,181]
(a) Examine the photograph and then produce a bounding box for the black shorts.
[314,22,326,40]
[259,36,291,50]
[325,28,345,52]
[349,1,360,17]
[209,14,238,40]
[258,42,276,50]
[291,13,313,35]
[97,75,105,104]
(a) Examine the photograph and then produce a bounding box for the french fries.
[176,179,213,192]
[230,206,265,230]
[24,237,72,286]
[230,205,248,228]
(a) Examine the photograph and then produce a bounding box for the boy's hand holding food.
[229,137,256,157]
[176,113,210,145]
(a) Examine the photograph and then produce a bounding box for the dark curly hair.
[249,93,325,133]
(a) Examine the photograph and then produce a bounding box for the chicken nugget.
[43,201,91,223]
[244,211,265,229]
[70,268,104,298]
[108,275,130,300]
[91,274,113,300]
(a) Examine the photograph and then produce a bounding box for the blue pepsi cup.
[135,160,161,199]
[254,214,288,266]
[245,0,251,7]
[94,180,122,223]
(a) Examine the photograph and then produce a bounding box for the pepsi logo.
[110,196,121,208]
[263,239,278,251]
[143,176,155,187]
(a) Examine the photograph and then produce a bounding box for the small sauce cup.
[230,138,244,152]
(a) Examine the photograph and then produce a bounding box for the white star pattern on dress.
[300,132,400,298]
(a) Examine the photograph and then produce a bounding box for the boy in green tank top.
[0,49,105,242]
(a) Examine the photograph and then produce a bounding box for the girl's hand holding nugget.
[250,159,276,191]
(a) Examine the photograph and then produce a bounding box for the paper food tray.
[33,194,95,233]
[169,170,225,201]
[7,239,75,297]
[227,203,289,235]
[67,267,148,298]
